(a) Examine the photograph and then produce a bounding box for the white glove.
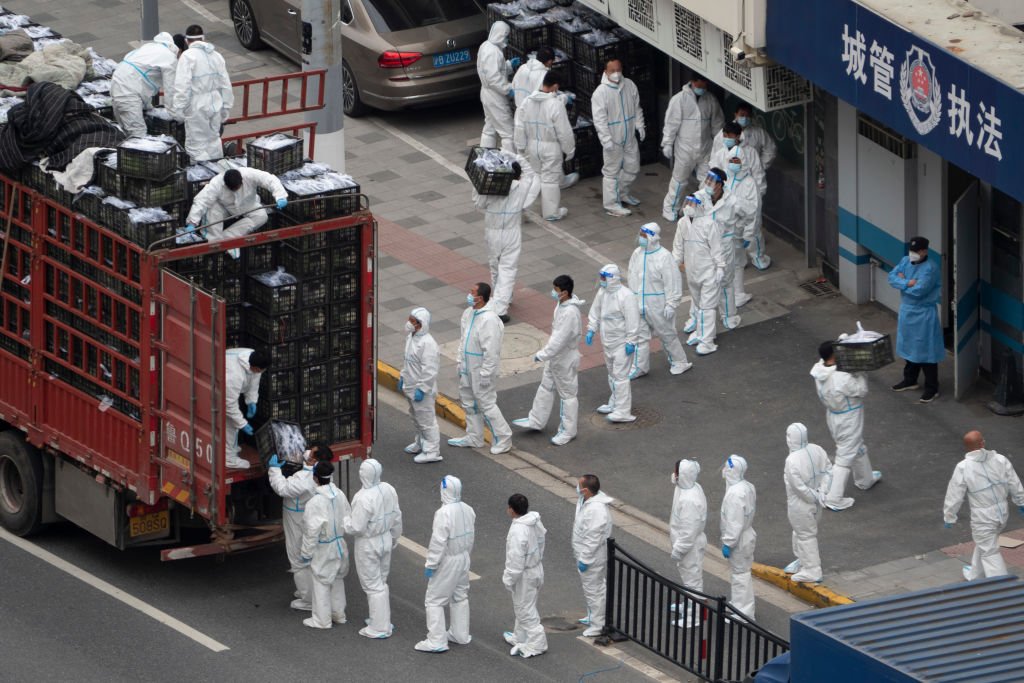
[603,143,615,154]
[715,268,725,285]
[478,374,493,390]
[637,128,646,142]
[662,144,673,160]
[663,306,674,320]
[565,149,575,162]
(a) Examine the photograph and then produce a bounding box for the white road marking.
[181,0,230,25]
[396,535,482,581]
[577,637,677,682]
[0,528,230,652]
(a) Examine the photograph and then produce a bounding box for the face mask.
[598,280,608,288]
[671,473,678,485]
[692,87,706,96]
[909,251,923,263]
[683,205,696,218]
[737,116,750,128]
[723,138,737,150]
[728,162,741,174]
[608,71,622,83]
[638,236,648,247]
[550,289,560,301]
[702,184,715,198]
[404,321,416,334]
[466,293,476,307]
[576,483,582,497]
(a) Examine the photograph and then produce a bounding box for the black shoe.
[919,390,939,404]
[499,314,511,323]
[891,380,919,392]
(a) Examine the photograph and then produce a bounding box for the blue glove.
[944,522,953,529]
[276,197,288,210]
[246,402,257,419]
[414,388,425,402]
[268,454,283,468]
[577,561,589,573]
[300,556,311,565]
[743,239,751,249]
[185,223,196,232]
[585,330,594,346]
[241,423,254,436]
[722,545,731,558]
[567,92,576,104]
[533,354,541,363]
[398,377,404,391]
[508,87,515,98]
[509,57,521,69]
[624,343,636,355]
[424,567,434,579]
[1019,506,1024,516]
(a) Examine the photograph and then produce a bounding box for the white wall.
[968,0,1024,24]
[916,147,947,327]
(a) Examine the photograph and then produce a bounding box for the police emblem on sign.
[899,45,941,135]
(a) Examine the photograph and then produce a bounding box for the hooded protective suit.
[299,481,352,628]
[810,360,876,507]
[712,140,770,277]
[110,32,179,138]
[344,459,402,637]
[573,488,614,635]
[417,475,476,652]
[186,168,286,240]
[503,510,548,656]
[587,265,640,422]
[784,423,832,583]
[511,55,548,107]
[627,223,690,375]
[171,39,233,162]
[453,299,512,452]
[713,162,760,329]
[521,294,584,444]
[477,22,515,152]
[721,456,757,619]
[473,157,541,317]
[670,459,707,592]
[592,72,645,213]
[268,463,316,605]
[673,199,725,354]
[224,348,264,468]
[514,89,575,220]
[401,307,441,462]
[660,84,724,220]
[944,448,1024,580]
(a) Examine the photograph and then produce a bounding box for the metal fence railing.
[605,538,790,682]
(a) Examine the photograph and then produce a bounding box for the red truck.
[0,71,377,559]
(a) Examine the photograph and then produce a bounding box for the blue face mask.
[737,116,750,128]
[598,280,608,288]
[728,162,741,174]
[550,289,560,300]
[692,86,705,96]
[466,293,475,307]
[723,138,737,149]
[638,236,648,247]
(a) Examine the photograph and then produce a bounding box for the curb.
[752,563,855,608]
[377,361,855,609]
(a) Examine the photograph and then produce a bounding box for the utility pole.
[302,0,345,173]
[141,0,159,40]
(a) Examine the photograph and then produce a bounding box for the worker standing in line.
[586,264,640,424]
[668,459,707,628]
[298,461,351,629]
[672,194,725,356]
[223,347,270,470]
[660,77,723,222]
[400,306,442,464]
[502,493,548,658]
[720,455,757,620]
[514,70,577,222]
[888,236,944,404]
[477,21,518,153]
[728,102,776,273]
[783,423,832,584]
[171,24,233,162]
[592,58,646,217]
[110,32,180,138]
[573,474,614,637]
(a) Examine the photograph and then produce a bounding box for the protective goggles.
[706,170,724,183]
[640,226,657,238]
[598,270,616,279]
[684,195,702,205]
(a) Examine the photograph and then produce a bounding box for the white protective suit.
[573,489,614,635]
[453,300,512,452]
[503,510,548,656]
[268,463,316,605]
[511,55,548,107]
[299,482,352,629]
[715,162,760,330]
[944,448,1024,581]
[784,423,832,583]
[592,73,645,213]
[661,84,724,220]
[670,459,707,593]
[710,138,765,196]
[171,39,233,162]
[627,223,689,376]
[400,307,441,462]
[110,32,178,139]
[344,459,402,638]
[711,142,768,297]
[716,121,777,270]
[186,168,286,241]
[477,22,515,152]
[418,475,476,652]
[224,348,263,468]
[473,158,541,317]
[721,456,757,620]
[521,294,584,444]
[673,202,725,355]
[810,360,876,508]
[514,90,575,220]
[587,265,640,422]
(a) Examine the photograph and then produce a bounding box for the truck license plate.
[433,49,471,68]
[130,510,169,537]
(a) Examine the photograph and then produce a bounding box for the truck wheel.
[0,432,43,536]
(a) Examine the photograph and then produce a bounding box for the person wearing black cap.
[888,236,943,403]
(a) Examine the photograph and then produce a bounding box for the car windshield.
[362,0,482,31]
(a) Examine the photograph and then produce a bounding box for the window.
[340,0,354,25]
[362,0,482,32]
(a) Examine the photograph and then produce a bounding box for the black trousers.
[903,361,939,392]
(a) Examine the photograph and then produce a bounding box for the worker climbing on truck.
[225,347,271,470]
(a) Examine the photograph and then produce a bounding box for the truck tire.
[0,431,43,536]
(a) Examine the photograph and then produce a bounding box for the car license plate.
[433,49,471,68]
[130,510,170,538]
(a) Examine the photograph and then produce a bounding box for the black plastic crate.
[94,153,121,196]
[299,277,329,307]
[283,185,361,222]
[266,340,298,369]
[286,233,332,251]
[332,411,361,442]
[117,138,180,181]
[281,245,329,278]
[299,362,330,393]
[256,395,298,422]
[329,272,359,302]
[125,218,177,248]
[246,134,304,175]
[554,21,590,58]
[246,308,300,342]
[329,302,359,330]
[574,33,623,70]
[507,19,549,55]
[254,419,307,464]
[247,272,299,315]
[299,391,331,422]
[122,170,186,206]
[297,305,329,336]
[218,275,244,304]
[144,112,186,145]
[242,243,277,273]
[465,147,515,196]
[330,356,360,386]
[302,418,331,445]
[330,331,358,357]
[835,334,894,372]
[486,2,521,26]
[332,383,360,411]
[225,304,243,339]
[298,334,329,365]
[330,243,359,272]
[572,62,602,97]
[328,227,361,246]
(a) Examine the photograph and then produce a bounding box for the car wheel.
[342,60,367,118]
[231,0,265,50]
[0,431,43,537]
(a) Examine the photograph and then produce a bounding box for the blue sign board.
[767,0,1023,203]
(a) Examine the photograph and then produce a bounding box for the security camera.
[729,44,746,62]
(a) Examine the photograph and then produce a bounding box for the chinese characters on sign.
[840,23,1002,161]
